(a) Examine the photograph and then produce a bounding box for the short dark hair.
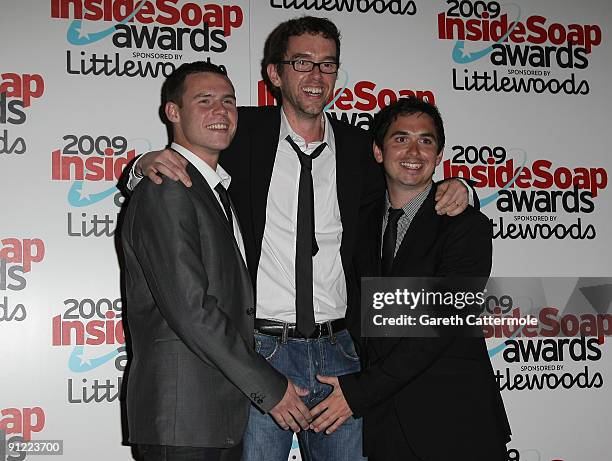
[261,16,341,101]
[161,61,230,109]
[370,97,446,154]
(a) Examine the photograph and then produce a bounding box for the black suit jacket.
[219,106,385,339]
[339,183,511,460]
[121,163,287,448]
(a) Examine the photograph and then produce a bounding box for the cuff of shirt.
[127,156,144,191]
[457,178,474,207]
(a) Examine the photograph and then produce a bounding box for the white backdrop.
[1,1,611,460]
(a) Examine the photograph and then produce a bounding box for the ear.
[435,150,443,166]
[267,63,282,88]
[373,141,384,164]
[165,101,179,123]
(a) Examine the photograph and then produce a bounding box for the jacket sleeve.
[129,179,287,412]
[467,178,481,210]
[339,212,492,417]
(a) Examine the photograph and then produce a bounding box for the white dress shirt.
[128,120,473,325]
[170,142,247,263]
[256,110,346,323]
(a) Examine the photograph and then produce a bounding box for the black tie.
[285,135,327,337]
[214,183,233,235]
[382,208,404,276]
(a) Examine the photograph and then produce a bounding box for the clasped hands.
[269,375,352,435]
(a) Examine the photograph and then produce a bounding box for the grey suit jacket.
[121,162,287,448]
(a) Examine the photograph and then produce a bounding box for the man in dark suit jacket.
[121,61,312,461]
[310,97,512,460]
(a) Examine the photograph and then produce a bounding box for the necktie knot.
[387,207,404,224]
[285,136,327,171]
[214,183,229,204]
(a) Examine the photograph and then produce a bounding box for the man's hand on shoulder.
[269,380,312,433]
[435,179,469,216]
[137,148,192,187]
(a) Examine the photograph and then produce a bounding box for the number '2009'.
[63,298,122,320]
[446,0,501,19]
[451,145,507,164]
[62,134,127,156]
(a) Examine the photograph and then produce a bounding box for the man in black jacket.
[310,97,511,461]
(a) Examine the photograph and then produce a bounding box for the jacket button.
[246,308,255,316]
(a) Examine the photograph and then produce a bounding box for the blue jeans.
[241,329,366,461]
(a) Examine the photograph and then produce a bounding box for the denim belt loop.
[328,320,337,344]
[281,322,289,344]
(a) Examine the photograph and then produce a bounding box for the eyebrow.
[389,130,437,140]
[193,92,236,100]
[288,52,338,61]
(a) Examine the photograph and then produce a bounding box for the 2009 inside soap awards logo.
[50,0,244,78]
[52,296,127,404]
[49,133,150,238]
[442,143,608,240]
[436,0,603,95]
[483,279,612,393]
[363,278,612,394]
[493,315,607,392]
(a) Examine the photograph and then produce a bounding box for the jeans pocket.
[335,331,360,362]
[255,335,280,361]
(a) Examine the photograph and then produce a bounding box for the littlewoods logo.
[269,0,417,16]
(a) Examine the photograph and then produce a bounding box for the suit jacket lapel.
[190,174,252,295]
[188,163,241,248]
[370,196,385,276]
[329,115,361,261]
[390,184,441,276]
[370,185,440,359]
[250,107,281,249]
[247,111,360,247]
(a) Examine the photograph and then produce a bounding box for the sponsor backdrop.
[1,0,611,460]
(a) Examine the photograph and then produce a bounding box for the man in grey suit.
[121,61,312,461]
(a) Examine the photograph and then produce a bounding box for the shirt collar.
[279,107,336,154]
[386,183,432,216]
[171,142,231,191]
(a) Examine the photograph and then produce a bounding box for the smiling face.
[267,33,338,121]
[374,112,443,202]
[165,72,237,161]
